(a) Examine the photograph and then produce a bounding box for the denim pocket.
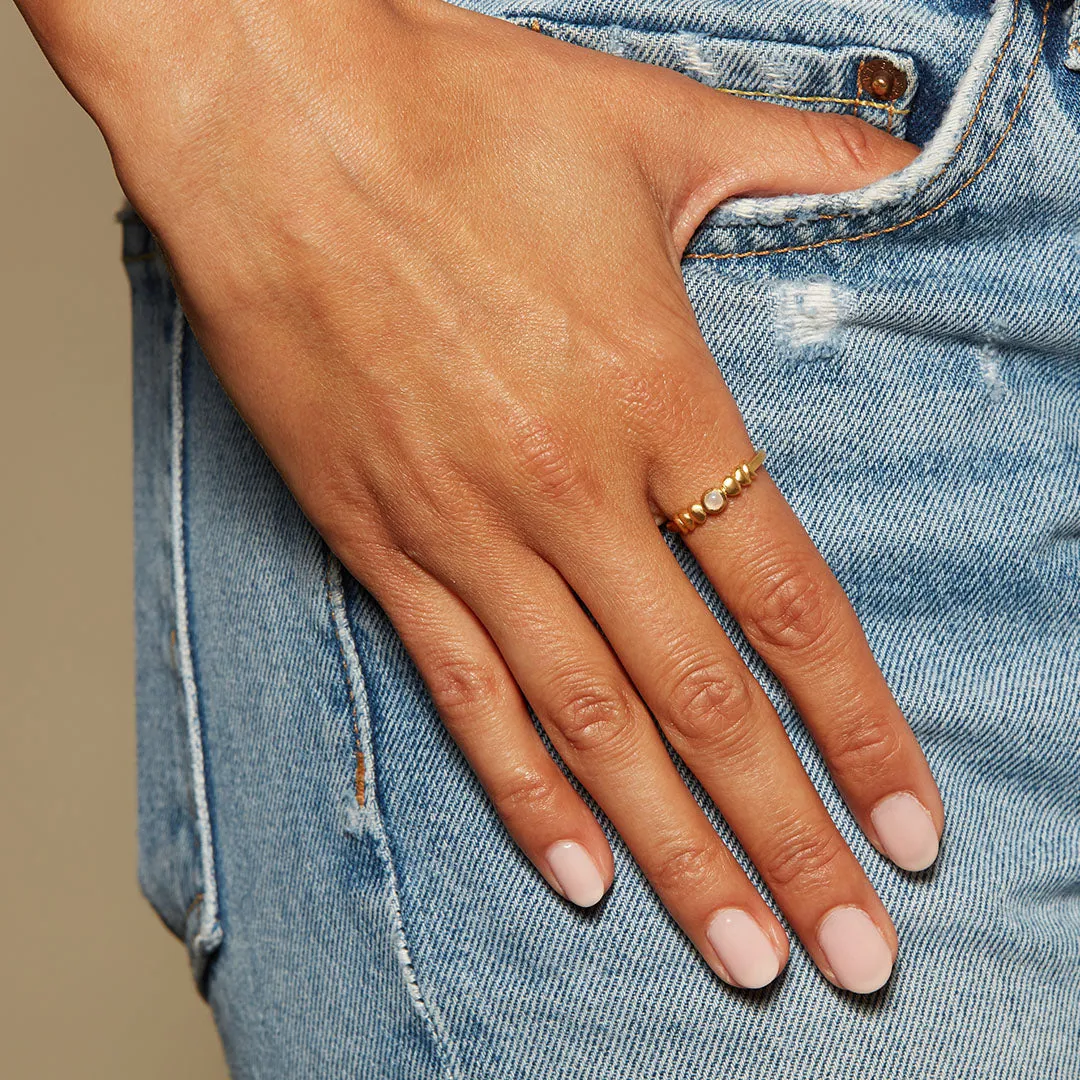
[123,204,223,991]
[685,0,1054,259]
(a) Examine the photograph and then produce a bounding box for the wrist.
[13,0,434,146]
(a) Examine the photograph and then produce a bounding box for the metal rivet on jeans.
[859,57,909,101]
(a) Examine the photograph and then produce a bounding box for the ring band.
[663,448,767,535]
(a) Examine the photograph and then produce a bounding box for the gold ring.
[663,448,767,535]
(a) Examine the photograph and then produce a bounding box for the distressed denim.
[124,0,1080,1076]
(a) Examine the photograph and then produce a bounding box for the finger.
[714,94,921,196]
[654,443,944,872]
[655,84,922,248]
[356,548,613,908]
[534,503,898,994]
[417,536,790,990]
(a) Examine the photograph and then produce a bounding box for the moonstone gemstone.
[702,488,726,513]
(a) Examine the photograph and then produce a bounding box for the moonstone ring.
[663,448,767,536]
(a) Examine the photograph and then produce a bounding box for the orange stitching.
[686,0,1044,262]
[354,750,366,805]
[923,0,1020,186]
[185,892,205,919]
[326,556,366,807]
[780,0,1021,228]
[854,59,867,120]
[715,84,910,115]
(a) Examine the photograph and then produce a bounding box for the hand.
[31,0,943,993]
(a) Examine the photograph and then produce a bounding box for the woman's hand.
[23,0,944,992]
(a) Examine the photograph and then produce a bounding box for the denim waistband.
[469,1,1076,147]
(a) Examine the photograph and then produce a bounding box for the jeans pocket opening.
[324,553,465,1078]
[685,0,1053,260]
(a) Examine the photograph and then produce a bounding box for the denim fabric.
[125,0,1080,1076]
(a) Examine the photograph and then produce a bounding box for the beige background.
[0,8,230,1077]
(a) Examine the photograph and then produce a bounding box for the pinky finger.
[358,551,614,909]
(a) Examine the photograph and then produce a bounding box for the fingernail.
[817,907,894,994]
[546,841,606,908]
[705,909,782,989]
[871,792,940,872]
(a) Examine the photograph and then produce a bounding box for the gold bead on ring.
[664,448,767,535]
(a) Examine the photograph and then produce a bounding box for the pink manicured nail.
[817,907,894,994]
[871,792,940,872]
[546,841,606,907]
[706,909,782,989]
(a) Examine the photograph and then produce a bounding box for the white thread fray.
[677,36,717,79]
[774,279,845,347]
[978,344,1007,400]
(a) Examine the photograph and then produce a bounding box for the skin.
[16,0,944,991]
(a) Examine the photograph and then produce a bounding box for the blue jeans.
[124,0,1080,1075]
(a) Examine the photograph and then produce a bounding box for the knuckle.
[375,478,473,553]
[827,707,905,780]
[504,411,594,506]
[811,112,885,175]
[492,766,563,823]
[610,365,683,447]
[652,839,726,896]
[760,821,847,891]
[549,677,638,758]
[425,654,506,722]
[740,560,840,653]
[666,660,759,756]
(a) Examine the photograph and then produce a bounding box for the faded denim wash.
[124,0,1080,1076]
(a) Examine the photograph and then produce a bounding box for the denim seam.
[685,0,1049,261]
[803,0,1019,225]
[324,557,369,809]
[324,553,463,1080]
[713,85,911,115]
[523,14,913,118]
[169,297,223,957]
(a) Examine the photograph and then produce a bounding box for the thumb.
[670,92,921,249]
